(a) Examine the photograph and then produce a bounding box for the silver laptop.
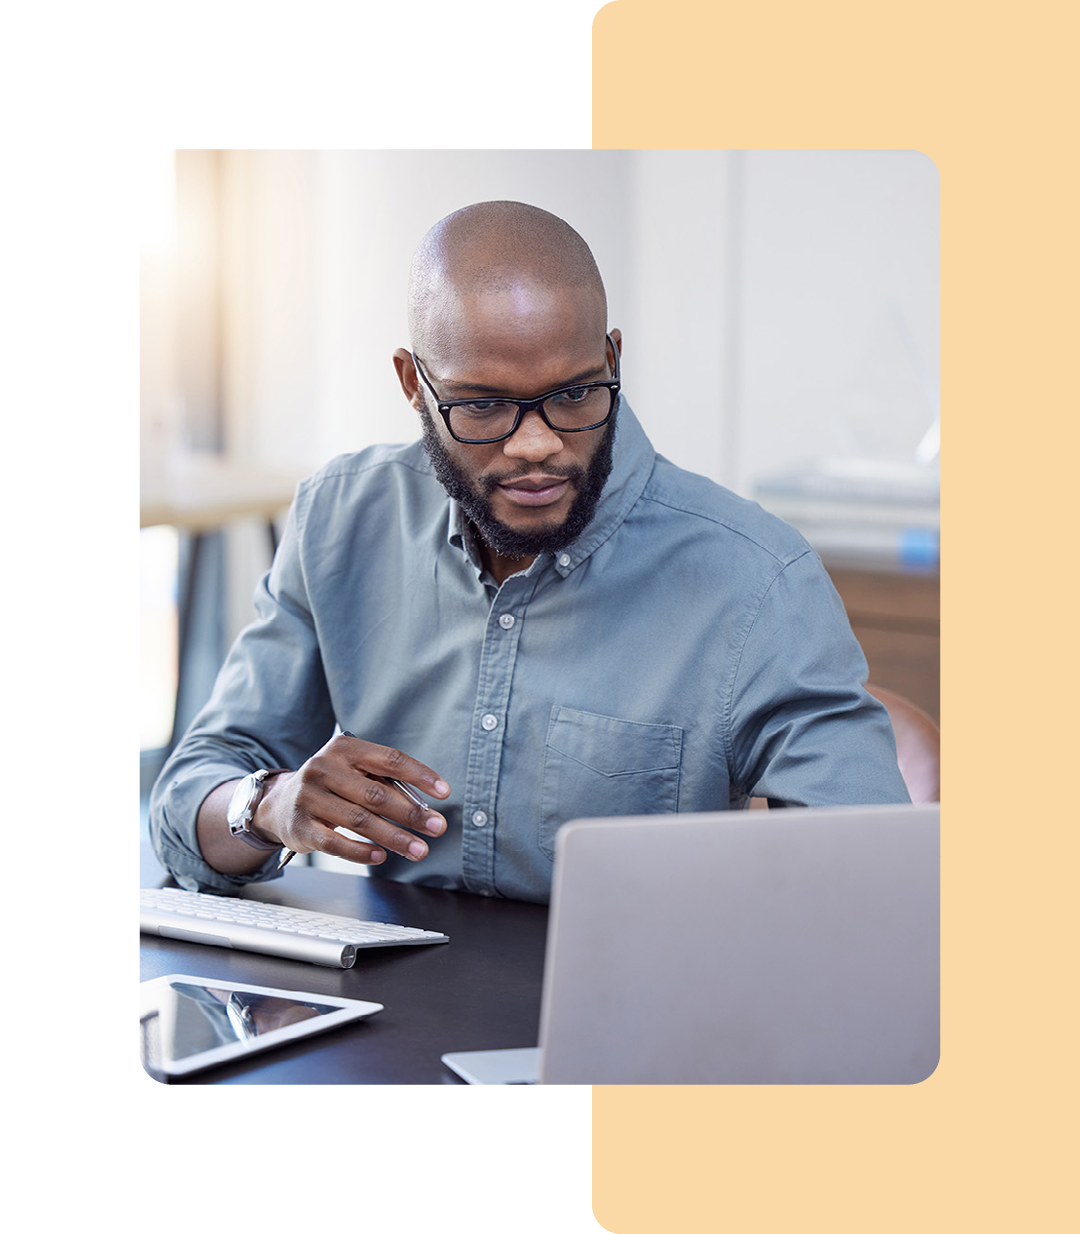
[442,804,939,1084]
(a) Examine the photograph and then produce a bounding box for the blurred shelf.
[140,456,308,531]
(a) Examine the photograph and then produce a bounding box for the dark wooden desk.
[140,848,549,1084]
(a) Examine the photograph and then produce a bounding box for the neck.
[478,535,535,586]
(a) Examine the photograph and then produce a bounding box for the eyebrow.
[441,364,609,398]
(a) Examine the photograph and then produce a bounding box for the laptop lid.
[536,804,939,1085]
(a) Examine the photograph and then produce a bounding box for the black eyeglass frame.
[411,334,621,444]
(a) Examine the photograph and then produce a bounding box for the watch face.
[227,773,259,829]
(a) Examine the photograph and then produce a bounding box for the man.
[151,200,908,904]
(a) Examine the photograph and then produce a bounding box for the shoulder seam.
[722,552,805,789]
[636,489,814,568]
[294,450,433,538]
[301,451,432,486]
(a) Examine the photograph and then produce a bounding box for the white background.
[7,3,935,1231]
[5,4,601,1232]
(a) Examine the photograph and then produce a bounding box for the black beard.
[418,403,617,561]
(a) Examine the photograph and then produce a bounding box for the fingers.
[305,825,388,867]
[339,732,451,801]
[324,761,446,834]
[281,733,451,867]
[321,776,446,861]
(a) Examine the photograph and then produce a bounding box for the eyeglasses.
[412,334,620,444]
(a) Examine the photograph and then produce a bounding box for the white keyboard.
[141,886,449,969]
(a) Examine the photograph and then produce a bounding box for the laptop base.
[441,1047,540,1084]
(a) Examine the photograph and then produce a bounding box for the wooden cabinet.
[825,562,940,723]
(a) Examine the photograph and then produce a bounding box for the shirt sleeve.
[148,490,338,892]
[727,549,912,807]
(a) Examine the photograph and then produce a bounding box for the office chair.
[866,684,941,804]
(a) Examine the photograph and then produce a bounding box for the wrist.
[226,768,292,851]
[250,771,292,846]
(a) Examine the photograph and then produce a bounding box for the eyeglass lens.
[448,385,614,442]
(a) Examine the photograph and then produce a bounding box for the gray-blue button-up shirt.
[151,402,909,903]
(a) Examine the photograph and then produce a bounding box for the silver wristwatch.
[227,769,284,851]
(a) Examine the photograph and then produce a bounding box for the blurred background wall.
[140,149,939,794]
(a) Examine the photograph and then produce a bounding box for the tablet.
[140,974,383,1080]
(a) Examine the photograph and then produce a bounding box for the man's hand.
[197,733,450,875]
[257,732,451,864]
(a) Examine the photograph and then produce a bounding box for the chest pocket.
[538,706,683,859]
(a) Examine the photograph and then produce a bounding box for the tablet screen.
[141,974,382,1079]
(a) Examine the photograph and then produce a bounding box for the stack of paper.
[754,458,939,567]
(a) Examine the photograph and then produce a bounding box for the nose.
[501,409,564,463]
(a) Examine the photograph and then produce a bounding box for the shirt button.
[481,713,499,731]
[558,553,571,568]
[498,613,515,629]
[471,810,488,827]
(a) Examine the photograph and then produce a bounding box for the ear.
[609,328,622,358]
[392,348,423,410]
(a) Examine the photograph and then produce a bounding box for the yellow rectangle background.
[591,1,1077,1230]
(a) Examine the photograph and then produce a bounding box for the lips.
[496,475,572,508]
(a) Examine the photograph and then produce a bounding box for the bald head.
[407,201,607,360]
